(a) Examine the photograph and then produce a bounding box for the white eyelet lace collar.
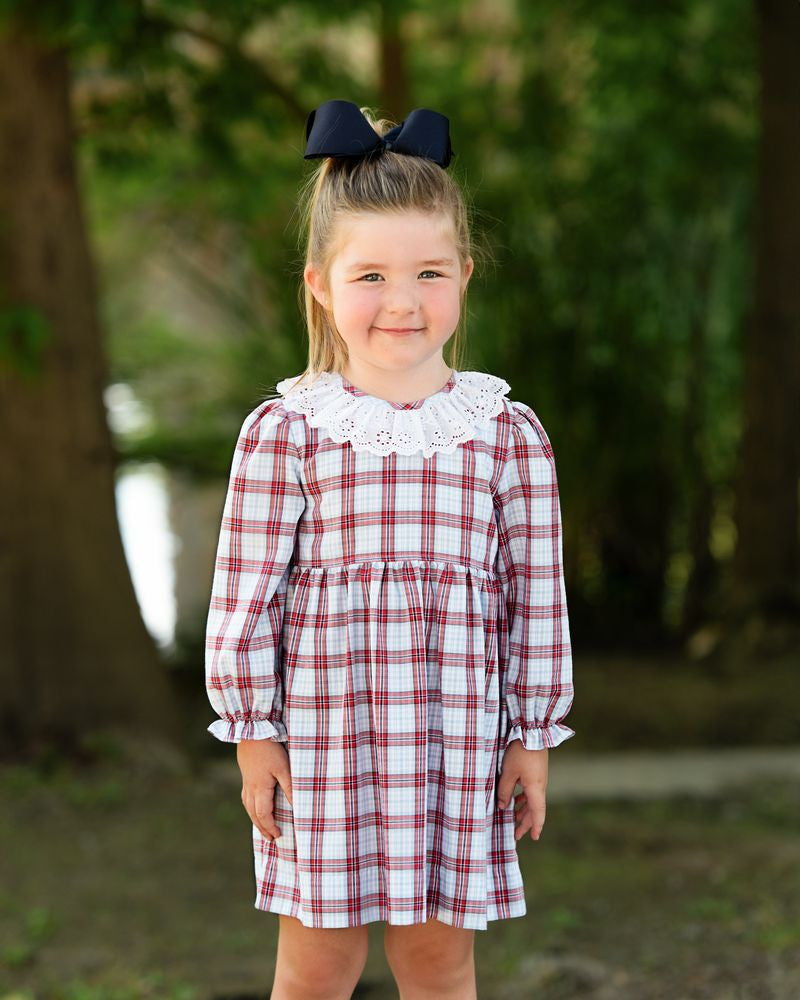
[274,369,511,457]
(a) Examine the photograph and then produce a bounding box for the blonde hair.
[288,106,487,391]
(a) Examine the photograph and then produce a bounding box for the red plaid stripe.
[205,387,574,928]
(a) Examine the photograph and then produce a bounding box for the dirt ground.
[1,735,800,1000]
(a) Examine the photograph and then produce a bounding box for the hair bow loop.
[304,99,454,169]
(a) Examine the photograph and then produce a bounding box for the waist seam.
[290,558,498,580]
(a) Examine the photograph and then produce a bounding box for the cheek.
[429,285,461,318]
[331,289,379,339]
[337,288,381,321]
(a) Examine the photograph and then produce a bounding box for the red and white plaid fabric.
[205,371,575,929]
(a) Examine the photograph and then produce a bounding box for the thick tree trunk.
[730,0,800,621]
[0,19,179,757]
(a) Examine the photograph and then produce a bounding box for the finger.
[513,802,533,841]
[496,781,515,809]
[519,788,546,840]
[242,788,273,841]
[530,802,546,839]
[254,788,281,839]
[497,774,520,809]
[255,788,280,839]
[276,765,294,807]
[528,786,547,840]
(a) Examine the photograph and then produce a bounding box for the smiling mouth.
[376,327,424,333]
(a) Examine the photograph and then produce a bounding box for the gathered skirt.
[252,559,527,929]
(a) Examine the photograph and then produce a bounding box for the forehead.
[331,210,457,264]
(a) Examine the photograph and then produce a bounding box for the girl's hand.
[237,739,294,841]
[496,741,548,841]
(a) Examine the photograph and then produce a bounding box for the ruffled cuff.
[505,721,575,751]
[207,714,288,743]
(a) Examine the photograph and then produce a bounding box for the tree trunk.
[0,18,180,758]
[682,255,718,636]
[378,1,411,120]
[730,0,800,621]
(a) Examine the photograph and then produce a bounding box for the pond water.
[116,461,177,651]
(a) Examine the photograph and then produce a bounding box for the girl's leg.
[270,915,369,1000]
[383,919,477,999]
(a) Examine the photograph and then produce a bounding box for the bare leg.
[270,915,369,1000]
[384,918,477,999]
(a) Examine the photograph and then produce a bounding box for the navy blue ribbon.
[304,99,454,169]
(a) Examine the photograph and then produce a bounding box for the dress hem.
[253,895,528,930]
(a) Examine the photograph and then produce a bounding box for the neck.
[340,361,454,404]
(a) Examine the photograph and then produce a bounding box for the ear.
[461,255,474,293]
[304,264,329,309]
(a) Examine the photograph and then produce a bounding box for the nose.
[383,280,421,315]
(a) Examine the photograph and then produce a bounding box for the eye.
[356,270,444,282]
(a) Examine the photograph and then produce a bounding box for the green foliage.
[56,975,198,1000]
[0,0,141,47]
[0,905,59,969]
[18,0,760,641]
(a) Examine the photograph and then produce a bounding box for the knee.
[279,956,366,998]
[290,946,367,993]
[384,921,474,991]
[273,925,369,999]
[384,932,432,971]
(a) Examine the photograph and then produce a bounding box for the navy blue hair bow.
[304,99,454,169]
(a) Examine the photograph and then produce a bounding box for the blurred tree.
[0,11,179,758]
[26,2,796,608]
[730,0,800,625]
[466,0,762,647]
[378,1,411,116]
[0,0,795,761]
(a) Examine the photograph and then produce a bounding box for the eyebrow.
[346,258,457,271]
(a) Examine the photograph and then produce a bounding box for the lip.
[375,327,424,333]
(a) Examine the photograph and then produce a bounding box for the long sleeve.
[493,401,575,751]
[205,401,306,743]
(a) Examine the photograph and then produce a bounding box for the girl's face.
[305,209,473,375]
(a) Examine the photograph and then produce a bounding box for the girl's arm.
[205,402,305,743]
[493,402,575,751]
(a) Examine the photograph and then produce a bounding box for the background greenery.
[1,0,798,996]
[78,1,762,645]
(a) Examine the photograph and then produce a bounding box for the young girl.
[205,98,575,999]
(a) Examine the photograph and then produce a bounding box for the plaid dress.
[205,368,575,929]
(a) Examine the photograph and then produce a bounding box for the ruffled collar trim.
[274,369,511,457]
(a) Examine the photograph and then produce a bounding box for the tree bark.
[730,0,800,621]
[0,18,180,758]
[378,1,411,120]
